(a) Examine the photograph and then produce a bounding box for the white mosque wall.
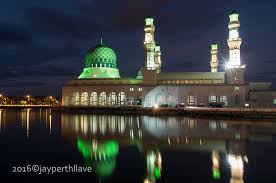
[142,85,247,107]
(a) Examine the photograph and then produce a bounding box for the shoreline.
[1,105,275,121]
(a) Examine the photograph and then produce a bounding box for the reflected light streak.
[49,114,52,134]
[26,108,30,139]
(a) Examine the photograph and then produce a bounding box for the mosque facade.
[62,11,276,108]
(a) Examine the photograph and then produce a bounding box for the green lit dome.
[84,44,117,68]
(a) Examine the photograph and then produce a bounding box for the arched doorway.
[108,92,117,106]
[65,96,69,105]
[118,92,126,105]
[156,93,164,105]
[90,92,98,106]
[99,92,107,106]
[166,93,176,106]
[81,92,89,105]
[72,92,80,106]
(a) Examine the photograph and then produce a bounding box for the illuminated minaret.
[210,44,219,72]
[144,17,156,70]
[154,45,161,73]
[227,11,242,68]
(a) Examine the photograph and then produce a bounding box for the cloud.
[109,0,169,31]
[1,0,276,95]
[0,58,81,80]
[0,75,71,96]
[25,6,106,38]
[0,22,32,44]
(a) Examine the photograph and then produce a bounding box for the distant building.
[62,11,276,108]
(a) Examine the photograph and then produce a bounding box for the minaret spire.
[100,37,103,45]
[210,44,219,72]
[144,17,156,70]
[227,11,242,69]
[143,17,162,73]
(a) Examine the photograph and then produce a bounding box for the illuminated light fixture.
[225,62,232,70]
[153,104,159,110]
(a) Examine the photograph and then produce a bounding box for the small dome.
[84,44,117,68]
[136,68,143,79]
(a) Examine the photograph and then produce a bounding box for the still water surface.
[0,108,276,182]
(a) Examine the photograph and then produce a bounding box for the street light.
[26,95,31,105]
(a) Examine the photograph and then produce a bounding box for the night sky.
[1,0,276,96]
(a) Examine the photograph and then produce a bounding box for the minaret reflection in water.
[144,150,162,183]
[60,114,276,182]
[212,150,220,180]
[228,154,246,183]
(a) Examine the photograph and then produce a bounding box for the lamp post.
[26,95,30,105]
[49,96,53,105]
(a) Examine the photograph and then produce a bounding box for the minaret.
[154,44,161,73]
[144,17,156,70]
[210,44,219,72]
[227,11,242,69]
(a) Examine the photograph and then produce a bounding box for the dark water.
[0,108,276,183]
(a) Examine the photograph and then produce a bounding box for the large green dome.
[84,44,117,68]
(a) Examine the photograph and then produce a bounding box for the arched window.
[81,92,89,105]
[99,92,107,106]
[90,92,98,106]
[72,92,80,106]
[166,93,175,106]
[145,96,151,107]
[65,96,69,105]
[118,92,126,105]
[187,95,195,106]
[108,92,117,106]
[156,93,164,105]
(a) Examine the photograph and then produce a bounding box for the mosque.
[62,11,276,108]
